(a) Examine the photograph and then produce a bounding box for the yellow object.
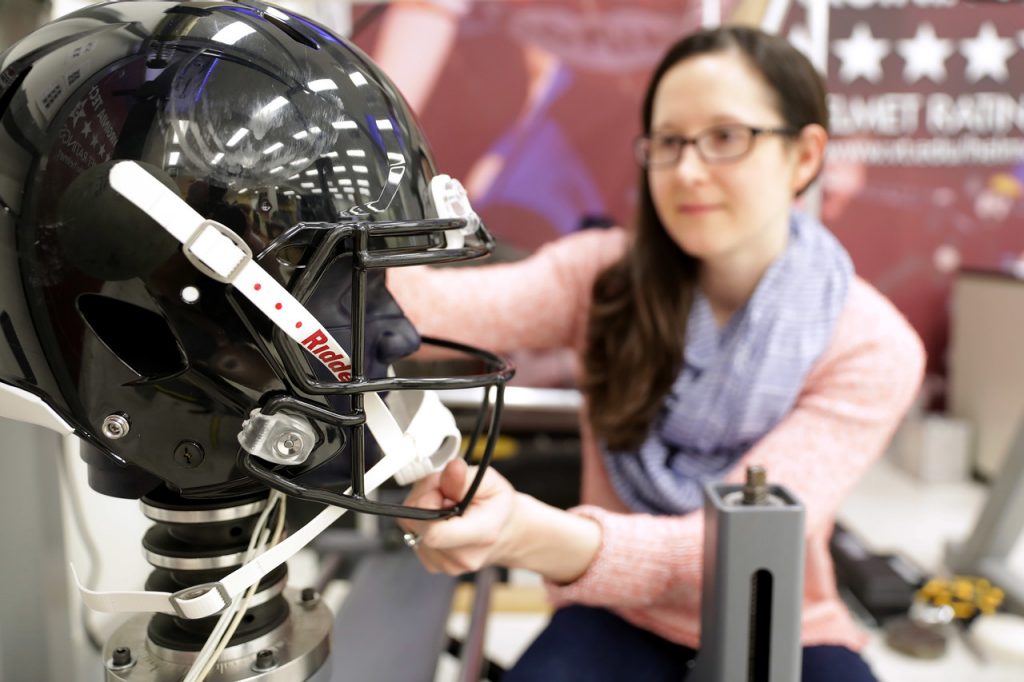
[465,434,520,462]
[915,575,1006,621]
[988,172,1022,200]
[450,583,553,615]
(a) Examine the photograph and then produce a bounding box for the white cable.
[185,493,282,681]
[184,491,286,682]
[206,497,287,678]
[197,497,288,681]
[191,492,284,681]
[184,512,273,681]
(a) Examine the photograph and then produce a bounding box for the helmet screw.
[173,441,205,468]
[107,646,134,671]
[252,648,278,672]
[275,432,304,459]
[101,413,131,440]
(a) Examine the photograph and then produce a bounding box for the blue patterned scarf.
[602,210,853,515]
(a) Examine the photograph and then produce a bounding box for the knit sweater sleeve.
[548,280,926,609]
[386,228,628,354]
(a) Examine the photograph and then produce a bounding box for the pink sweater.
[388,227,926,651]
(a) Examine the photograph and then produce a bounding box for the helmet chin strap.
[72,161,461,620]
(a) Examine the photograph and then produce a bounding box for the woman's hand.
[398,458,519,575]
[400,458,603,583]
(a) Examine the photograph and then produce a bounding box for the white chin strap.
[73,161,463,620]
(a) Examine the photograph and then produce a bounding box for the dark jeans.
[503,605,878,682]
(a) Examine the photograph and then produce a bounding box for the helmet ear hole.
[76,294,188,379]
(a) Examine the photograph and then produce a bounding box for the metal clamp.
[239,408,317,465]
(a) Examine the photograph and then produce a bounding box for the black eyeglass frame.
[634,124,799,168]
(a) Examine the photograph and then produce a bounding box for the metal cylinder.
[101,491,332,680]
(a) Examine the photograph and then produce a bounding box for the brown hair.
[582,26,829,451]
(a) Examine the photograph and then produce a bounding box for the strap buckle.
[183,219,254,284]
[169,581,232,619]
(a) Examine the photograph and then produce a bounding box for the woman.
[388,25,924,682]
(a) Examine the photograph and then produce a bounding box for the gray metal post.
[0,419,75,682]
[689,467,805,682]
[946,415,1024,614]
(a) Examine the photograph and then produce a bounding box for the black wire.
[240,452,463,520]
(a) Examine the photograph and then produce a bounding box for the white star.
[960,22,1016,83]
[897,23,953,83]
[833,23,890,84]
[80,119,93,138]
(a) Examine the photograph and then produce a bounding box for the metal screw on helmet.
[252,649,278,672]
[275,432,304,460]
[107,646,135,671]
[101,413,131,439]
[173,441,205,468]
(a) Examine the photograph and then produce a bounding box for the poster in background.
[353,0,1024,381]
[353,0,736,255]
[788,0,1024,378]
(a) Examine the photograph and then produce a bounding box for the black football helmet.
[0,0,512,518]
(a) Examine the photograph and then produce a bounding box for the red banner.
[355,0,1024,376]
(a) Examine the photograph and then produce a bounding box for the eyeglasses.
[634,124,797,168]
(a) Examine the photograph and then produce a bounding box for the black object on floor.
[830,523,925,624]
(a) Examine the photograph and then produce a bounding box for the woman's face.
[647,51,816,267]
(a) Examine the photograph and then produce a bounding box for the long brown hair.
[582,26,829,451]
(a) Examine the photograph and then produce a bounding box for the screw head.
[252,648,278,672]
[173,441,205,468]
[300,586,319,607]
[107,645,135,671]
[101,413,131,440]
[275,432,304,459]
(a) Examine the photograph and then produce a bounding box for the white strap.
[388,389,461,486]
[74,441,412,618]
[107,161,413,464]
[76,162,455,619]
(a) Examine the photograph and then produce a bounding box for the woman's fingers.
[399,460,517,574]
[414,545,486,575]
[419,465,513,550]
[438,457,471,502]
[419,507,501,549]
[404,470,443,506]
[397,470,446,536]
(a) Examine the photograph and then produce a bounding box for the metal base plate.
[103,589,332,681]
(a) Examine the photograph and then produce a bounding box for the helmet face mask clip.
[0,0,513,519]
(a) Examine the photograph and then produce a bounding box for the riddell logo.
[301,330,352,382]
